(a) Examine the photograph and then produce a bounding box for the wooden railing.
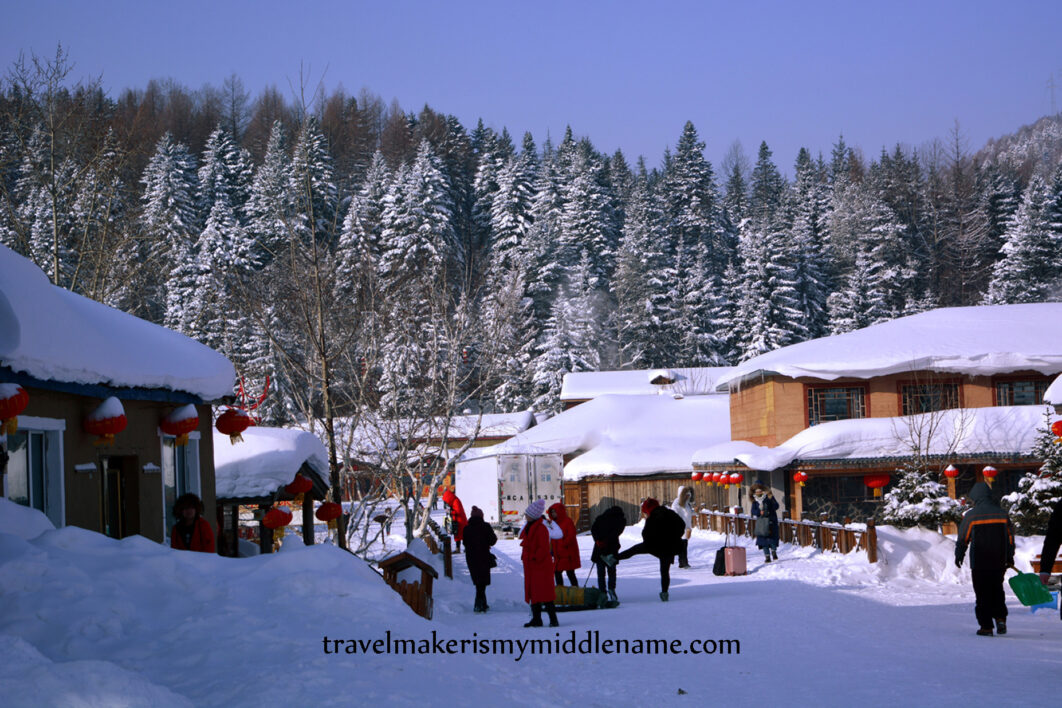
[423,517,454,579]
[694,506,878,563]
[384,577,433,619]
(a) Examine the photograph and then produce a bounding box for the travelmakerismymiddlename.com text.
[322,631,739,662]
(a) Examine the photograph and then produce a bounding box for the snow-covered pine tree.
[559,145,617,288]
[290,115,338,247]
[612,175,671,368]
[336,150,390,301]
[789,148,831,340]
[879,459,962,529]
[245,121,294,265]
[1003,412,1062,535]
[983,176,1061,304]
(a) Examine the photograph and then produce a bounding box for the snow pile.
[693,405,1058,471]
[0,498,55,540]
[0,244,235,401]
[560,366,734,401]
[1046,374,1062,406]
[715,303,1062,390]
[471,393,731,479]
[164,404,198,424]
[214,426,329,498]
[444,411,536,439]
[86,396,125,421]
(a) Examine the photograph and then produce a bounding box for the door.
[498,455,529,527]
[100,456,139,539]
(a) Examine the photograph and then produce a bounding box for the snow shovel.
[1007,566,1054,608]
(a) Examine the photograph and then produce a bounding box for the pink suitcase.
[724,546,746,576]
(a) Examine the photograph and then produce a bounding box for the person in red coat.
[548,502,581,586]
[520,499,559,627]
[171,493,215,553]
[442,489,468,552]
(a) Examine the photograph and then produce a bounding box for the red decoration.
[216,408,252,444]
[729,472,743,486]
[315,501,343,522]
[83,398,127,447]
[160,405,199,446]
[712,472,723,486]
[982,465,998,480]
[0,384,29,435]
[864,474,890,498]
[691,471,703,481]
[1052,420,1062,442]
[285,474,313,496]
[793,471,808,487]
[262,507,293,529]
[943,464,959,479]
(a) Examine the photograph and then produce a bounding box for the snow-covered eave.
[714,369,783,392]
[563,467,695,482]
[2,365,224,405]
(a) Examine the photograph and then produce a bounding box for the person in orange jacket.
[442,489,468,552]
[548,502,581,586]
[520,499,559,627]
[171,493,215,553]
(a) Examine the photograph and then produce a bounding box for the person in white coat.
[671,486,694,568]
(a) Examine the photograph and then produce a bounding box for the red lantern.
[729,472,742,486]
[262,507,293,529]
[793,471,808,487]
[83,397,127,446]
[285,474,313,496]
[0,384,29,435]
[691,471,703,481]
[864,474,890,498]
[982,465,998,481]
[216,408,252,444]
[943,464,959,479]
[1052,420,1062,442]
[160,404,199,446]
[315,501,343,522]
[712,472,723,486]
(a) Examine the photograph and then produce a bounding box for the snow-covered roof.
[692,405,1058,472]
[1046,375,1062,406]
[440,411,536,439]
[470,393,731,480]
[715,304,1062,391]
[214,426,330,498]
[0,245,235,401]
[561,366,735,400]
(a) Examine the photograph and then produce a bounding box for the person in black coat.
[591,505,626,603]
[956,482,1016,636]
[1039,496,1062,586]
[608,498,685,601]
[462,506,498,613]
[751,482,780,563]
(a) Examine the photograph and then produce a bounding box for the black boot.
[996,619,1007,635]
[546,602,559,627]
[524,603,543,628]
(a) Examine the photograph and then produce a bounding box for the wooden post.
[866,519,878,563]
[260,522,273,554]
[946,476,957,500]
[793,482,803,521]
[442,535,453,579]
[302,496,315,546]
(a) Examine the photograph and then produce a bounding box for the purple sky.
[3,0,1061,173]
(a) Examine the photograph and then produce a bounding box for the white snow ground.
[1,497,1061,708]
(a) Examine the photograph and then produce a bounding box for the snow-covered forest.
[4,48,1062,423]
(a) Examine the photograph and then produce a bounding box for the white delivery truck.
[455,453,564,531]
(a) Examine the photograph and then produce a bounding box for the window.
[5,419,65,527]
[161,436,200,534]
[900,383,960,416]
[995,379,1049,407]
[807,387,867,426]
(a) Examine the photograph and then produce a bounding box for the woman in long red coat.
[171,493,215,553]
[520,499,559,628]
[548,502,581,586]
[441,489,468,551]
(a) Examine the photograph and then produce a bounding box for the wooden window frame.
[804,383,869,427]
[896,378,963,417]
[990,374,1053,407]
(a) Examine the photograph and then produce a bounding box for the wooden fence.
[693,506,878,563]
[423,517,454,579]
[387,578,433,619]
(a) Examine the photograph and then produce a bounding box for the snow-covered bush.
[879,460,962,529]
[1003,412,1062,535]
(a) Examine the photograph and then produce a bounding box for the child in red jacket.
[171,493,215,553]
[548,502,581,586]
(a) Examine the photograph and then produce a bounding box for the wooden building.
[0,245,234,543]
[693,304,1062,522]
